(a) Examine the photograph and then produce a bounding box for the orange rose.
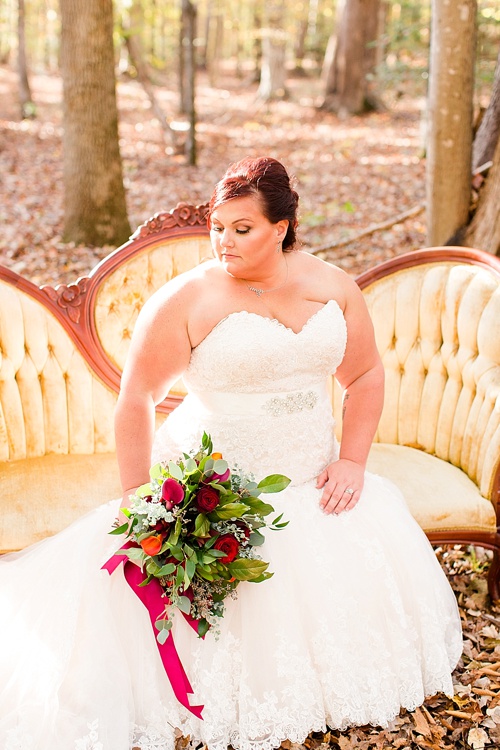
[140,535,163,556]
[211,452,223,460]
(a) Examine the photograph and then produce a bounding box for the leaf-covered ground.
[0,64,427,286]
[2,65,500,750]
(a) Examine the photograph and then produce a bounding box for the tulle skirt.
[0,472,462,750]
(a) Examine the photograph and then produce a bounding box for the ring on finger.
[344,488,355,495]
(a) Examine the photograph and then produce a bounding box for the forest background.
[0,0,499,287]
[2,3,500,748]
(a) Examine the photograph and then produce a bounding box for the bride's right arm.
[114,287,192,509]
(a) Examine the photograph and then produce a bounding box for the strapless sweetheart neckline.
[195,298,341,350]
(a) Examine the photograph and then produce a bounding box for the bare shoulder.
[292,251,361,309]
[138,259,220,324]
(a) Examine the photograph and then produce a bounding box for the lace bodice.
[152,300,347,484]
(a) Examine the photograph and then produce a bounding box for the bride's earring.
[276,241,282,253]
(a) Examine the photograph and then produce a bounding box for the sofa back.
[356,249,500,500]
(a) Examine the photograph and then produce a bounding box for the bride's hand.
[316,459,364,515]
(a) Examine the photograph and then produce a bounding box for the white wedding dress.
[0,300,462,750]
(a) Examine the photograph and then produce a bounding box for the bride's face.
[209,195,288,280]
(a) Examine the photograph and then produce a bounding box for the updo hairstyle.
[207,156,299,251]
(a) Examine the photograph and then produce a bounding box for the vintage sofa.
[1,203,499,597]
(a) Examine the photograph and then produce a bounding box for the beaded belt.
[186,383,328,417]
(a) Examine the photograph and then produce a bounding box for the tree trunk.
[321,0,382,116]
[257,1,288,101]
[206,12,223,88]
[17,0,35,119]
[426,0,476,246]
[464,127,500,255]
[181,0,197,166]
[60,0,131,246]
[472,48,500,172]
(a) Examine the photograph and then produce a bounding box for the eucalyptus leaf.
[184,457,198,474]
[149,463,163,480]
[257,474,291,493]
[157,628,171,645]
[213,459,228,474]
[177,595,191,614]
[155,617,171,631]
[202,457,214,474]
[249,529,265,546]
[167,461,184,481]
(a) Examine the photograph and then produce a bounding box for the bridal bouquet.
[108,432,289,642]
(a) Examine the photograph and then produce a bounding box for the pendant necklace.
[246,255,288,298]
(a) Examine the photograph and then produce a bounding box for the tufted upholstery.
[1,208,499,596]
[356,251,500,598]
[0,206,211,551]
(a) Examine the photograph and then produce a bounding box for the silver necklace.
[246,256,288,297]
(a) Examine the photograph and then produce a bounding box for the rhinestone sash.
[185,382,329,418]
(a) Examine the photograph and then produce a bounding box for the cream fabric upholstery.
[0,453,122,551]
[0,281,118,461]
[94,237,212,396]
[333,262,500,506]
[367,444,496,534]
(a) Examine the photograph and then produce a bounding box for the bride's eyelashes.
[211,225,251,235]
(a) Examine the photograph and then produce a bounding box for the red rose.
[161,478,184,510]
[140,535,163,556]
[196,486,220,513]
[213,534,240,563]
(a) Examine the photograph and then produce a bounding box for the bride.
[1,157,461,750]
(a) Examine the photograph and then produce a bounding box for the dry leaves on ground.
[0,65,428,285]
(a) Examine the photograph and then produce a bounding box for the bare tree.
[472,48,500,172]
[257,0,288,101]
[18,0,35,119]
[426,0,476,246]
[60,0,131,246]
[180,0,197,166]
[321,0,382,115]
[464,126,500,255]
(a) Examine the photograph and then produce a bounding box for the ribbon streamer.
[102,545,204,719]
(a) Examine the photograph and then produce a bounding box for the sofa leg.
[487,548,500,601]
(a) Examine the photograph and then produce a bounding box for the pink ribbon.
[102,545,204,719]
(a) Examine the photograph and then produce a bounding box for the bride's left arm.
[316,274,384,514]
